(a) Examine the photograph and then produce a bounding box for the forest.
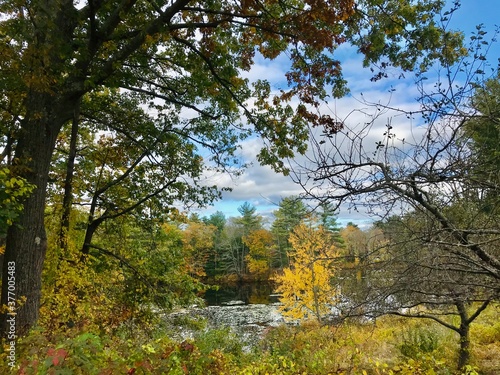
[0,0,499,373]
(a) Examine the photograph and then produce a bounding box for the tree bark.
[0,94,75,337]
[58,101,81,252]
[457,323,471,370]
[456,301,471,370]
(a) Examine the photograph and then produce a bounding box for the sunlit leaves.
[348,0,466,75]
[0,167,35,237]
[182,221,217,278]
[243,229,275,280]
[0,0,470,336]
[41,214,205,334]
[274,223,339,322]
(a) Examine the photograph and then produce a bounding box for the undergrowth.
[1,305,498,374]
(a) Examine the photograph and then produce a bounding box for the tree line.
[0,0,465,337]
[1,0,499,371]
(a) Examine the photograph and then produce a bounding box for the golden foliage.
[243,229,274,279]
[182,221,216,278]
[274,223,339,322]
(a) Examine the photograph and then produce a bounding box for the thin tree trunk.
[457,323,471,370]
[58,101,81,252]
[81,221,101,258]
[456,301,471,370]
[311,261,322,323]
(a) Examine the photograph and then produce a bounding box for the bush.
[195,327,243,358]
[4,306,497,374]
[398,326,440,360]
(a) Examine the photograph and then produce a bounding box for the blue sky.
[194,0,500,226]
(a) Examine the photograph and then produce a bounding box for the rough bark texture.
[0,94,75,337]
[457,323,471,370]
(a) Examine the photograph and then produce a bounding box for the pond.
[203,281,279,306]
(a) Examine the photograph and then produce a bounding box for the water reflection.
[203,282,278,306]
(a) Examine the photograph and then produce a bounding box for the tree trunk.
[81,220,102,259]
[457,322,470,370]
[58,102,81,252]
[0,94,74,338]
[456,301,471,370]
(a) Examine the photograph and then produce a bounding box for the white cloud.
[193,6,500,227]
[196,66,430,227]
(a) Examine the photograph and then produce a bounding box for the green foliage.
[349,0,467,73]
[464,73,500,211]
[317,201,344,247]
[271,196,309,268]
[3,306,499,374]
[15,330,112,375]
[10,326,239,375]
[398,326,440,360]
[203,211,227,234]
[370,357,453,375]
[1,0,469,337]
[235,202,263,234]
[195,328,243,358]
[0,167,35,238]
[202,211,227,277]
[472,315,500,345]
[41,211,205,337]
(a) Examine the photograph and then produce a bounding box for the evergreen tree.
[271,196,309,268]
[202,211,227,277]
[235,202,262,234]
[317,201,344,248]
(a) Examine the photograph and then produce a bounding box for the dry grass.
[261,304,500,374]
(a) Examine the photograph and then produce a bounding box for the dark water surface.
[203,281,279,306]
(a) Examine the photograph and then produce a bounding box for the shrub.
[398,326,440,360]
[195,327,243,358]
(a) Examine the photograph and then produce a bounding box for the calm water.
[203,282,279,306]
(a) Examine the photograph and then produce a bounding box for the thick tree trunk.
[0,94,75,338]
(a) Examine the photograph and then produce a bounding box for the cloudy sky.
[195,0,500,227]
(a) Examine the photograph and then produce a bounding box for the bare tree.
[291,26,500,369]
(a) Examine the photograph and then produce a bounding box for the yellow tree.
[243,229,274,280]
[182,221,216,278]
[274,223,339,323]
[340,223,367,264]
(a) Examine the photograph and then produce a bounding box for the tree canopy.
[0,0,466,336]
